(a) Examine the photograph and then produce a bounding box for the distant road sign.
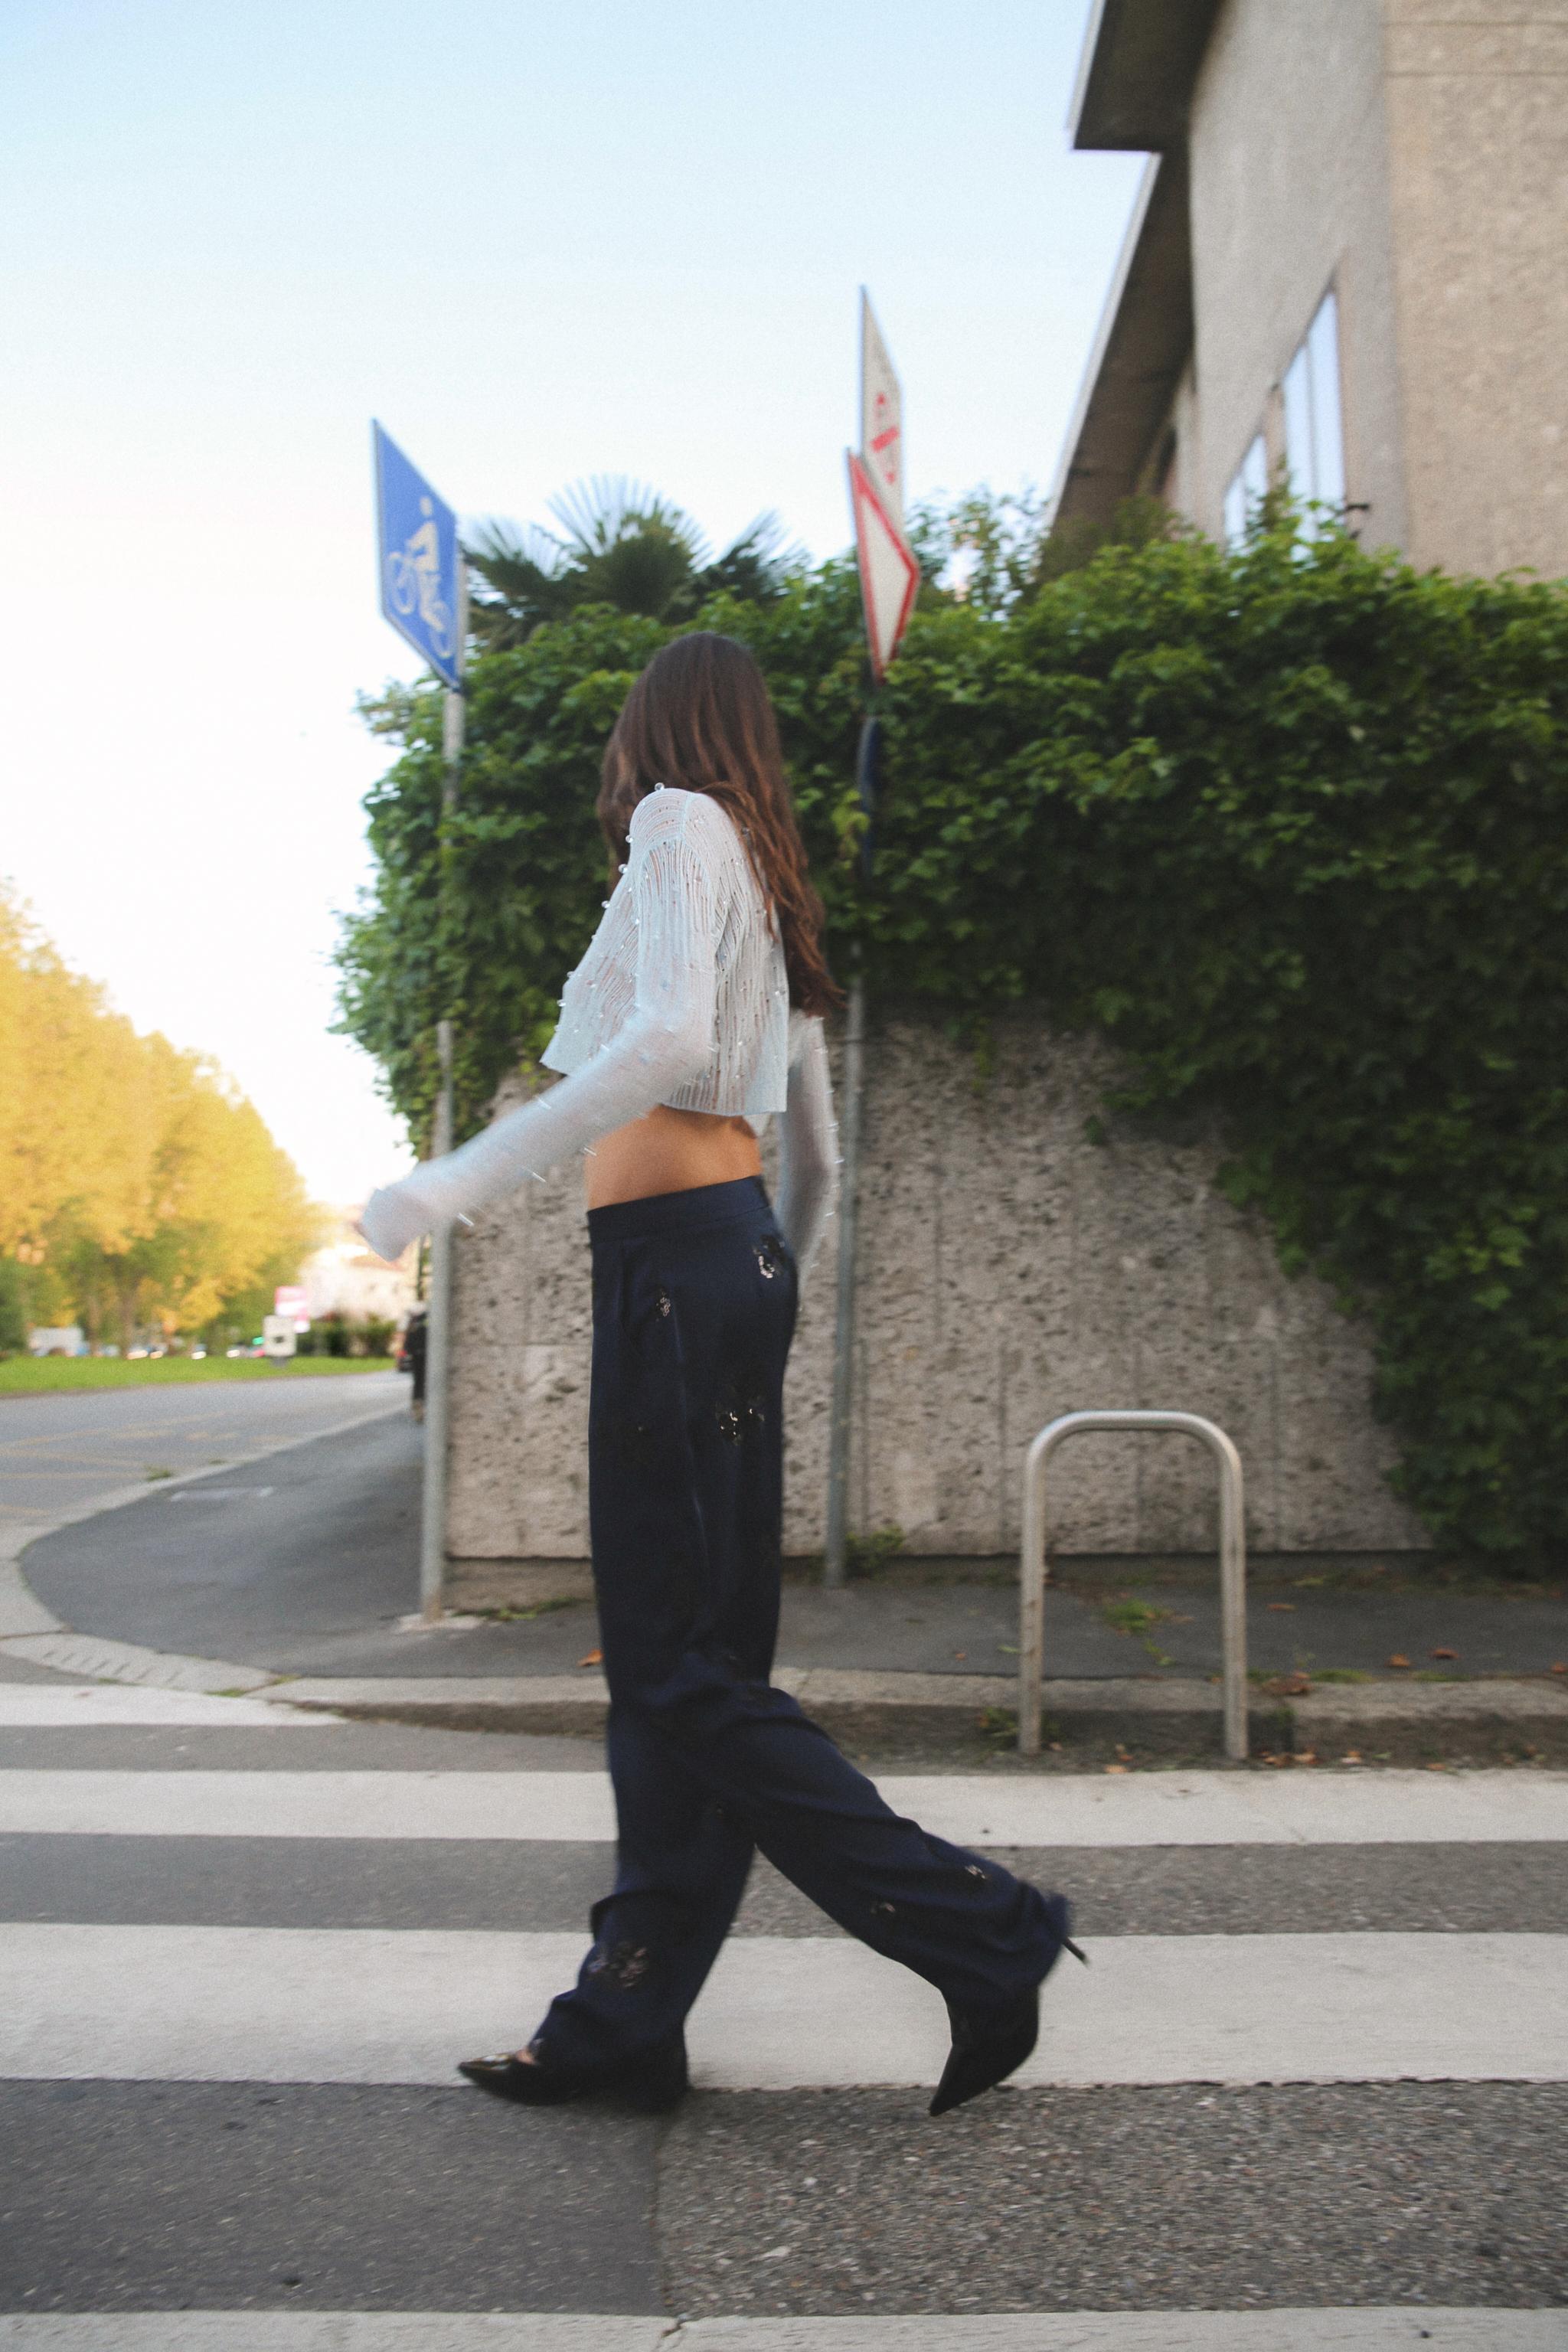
[373,422,463,690]
[860,291,904,531]
[847,451,920,681]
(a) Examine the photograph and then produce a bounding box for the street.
[0,1374,407,1539]
[0,1659,1564,2338]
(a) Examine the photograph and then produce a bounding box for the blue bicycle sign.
[373,422,463,689]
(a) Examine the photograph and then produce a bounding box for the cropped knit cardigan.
[358,786,838,1275]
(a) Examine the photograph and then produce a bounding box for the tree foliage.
[466,476,803,647]
[336,514,1568,1565]
[0,889,318,1347]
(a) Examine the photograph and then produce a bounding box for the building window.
[1282,289,1345,531]
[1223,432,1269,547]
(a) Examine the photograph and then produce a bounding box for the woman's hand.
[358,1181,433,1265]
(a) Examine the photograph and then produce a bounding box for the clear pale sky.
[2,0,1142,1205]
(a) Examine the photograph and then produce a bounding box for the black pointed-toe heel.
[929,1893,1086,2120]
[459,2031,688,2115]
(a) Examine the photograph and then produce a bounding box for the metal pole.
[1017,1410,1248,1760]
[822,958,865,1587]
[417,679,465,1622]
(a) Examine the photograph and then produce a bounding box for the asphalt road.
[0,1690,1563,2334]
[0,1372,407,1537]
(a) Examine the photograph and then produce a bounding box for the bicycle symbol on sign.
[384,495,456,662]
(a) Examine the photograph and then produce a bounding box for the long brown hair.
[597,631,843,1015]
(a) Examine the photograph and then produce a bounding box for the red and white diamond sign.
[847,449,920,681]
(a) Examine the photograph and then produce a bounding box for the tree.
[465,476,802,647]
[0,887,318,1345]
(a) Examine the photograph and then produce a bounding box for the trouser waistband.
[586,1174,769,1247]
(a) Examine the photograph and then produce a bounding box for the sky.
[1,0,1143,1206]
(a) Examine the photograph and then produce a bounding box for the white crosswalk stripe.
[0,2311,1563,2348]
[3,1924,1565,2089]
[5,1753,1566,1844]
[2,1697,1563,2337]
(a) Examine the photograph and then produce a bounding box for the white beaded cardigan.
[358,786,838,1275]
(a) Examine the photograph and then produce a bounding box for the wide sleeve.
[358,792,722,1261]
[774,1011,838,1282]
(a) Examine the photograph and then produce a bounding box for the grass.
[0,1355,398,1396]
[470,1599,578,1623]
[1101,1599,1168,1637]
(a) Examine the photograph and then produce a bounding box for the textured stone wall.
[446,1014,1426,1563]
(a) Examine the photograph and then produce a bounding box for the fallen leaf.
[1267,1602,1296,1612]
[1294,1750,1319,1765]
[1103,1763,1129,1775]
[1340,1751,1363,1765]
[1552,1662,1566,1675]
[577,1648,603,1668]
[952,1651,967,1661]
[1431,1647,1459,1660]
[1387,1654,1413,1668]
[1263,1671,1312,1698]
[1426,1761,1447,1772]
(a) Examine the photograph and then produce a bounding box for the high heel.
[459,2030,688,2114]
[929,1892,1086,2119]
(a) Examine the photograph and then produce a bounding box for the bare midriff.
[583,1102,763,1210]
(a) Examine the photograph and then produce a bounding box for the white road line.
[3,1766,1564,1845]
[2,1924,1563,2089]
[0,1686,336,1729]
[0,2317,1563,2351]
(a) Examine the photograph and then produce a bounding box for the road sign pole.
[418,712,462,1628]
[419,678,465,1623]
[827,296,915,1589]
[823,949,864,1590]
[371,422,467,1622]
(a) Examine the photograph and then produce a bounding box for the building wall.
[1382,0,1568,580]
[305,1213,419,1327]
[1183,0,1408,548]
[446,1017,1426,1565]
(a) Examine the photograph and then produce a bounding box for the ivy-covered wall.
[338,527,1568,1566]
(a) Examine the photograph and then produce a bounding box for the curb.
[263,1665,1568,1758]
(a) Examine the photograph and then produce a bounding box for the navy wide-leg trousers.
[534,1176,1061,2076]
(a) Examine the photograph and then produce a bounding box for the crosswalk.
[2,1680,1566,2344]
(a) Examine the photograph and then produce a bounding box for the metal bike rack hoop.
[1018,1410,1248,1762]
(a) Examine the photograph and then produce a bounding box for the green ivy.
[336,524,1568,1566]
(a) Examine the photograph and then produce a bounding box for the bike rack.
[1018,1410,1249,1762]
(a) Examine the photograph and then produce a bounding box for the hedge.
[336,524,1568,1564]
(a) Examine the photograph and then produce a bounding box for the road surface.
[0,1372,407,1538]
[0,1673,1563,2337]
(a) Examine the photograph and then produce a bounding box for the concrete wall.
[1382,0,1568,580]
[446,1015,1427,1566]
[1184,0,1409,549]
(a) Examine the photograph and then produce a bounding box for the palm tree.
[465,477,802,648]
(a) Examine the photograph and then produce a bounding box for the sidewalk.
[4,1403,1566,1762]
[5,1411,1566,1762]
[266,1552,1568,1764]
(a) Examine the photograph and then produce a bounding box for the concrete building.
[306,1211,419,1328]
[1055,0,1568,581]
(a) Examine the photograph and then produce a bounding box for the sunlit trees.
[0,886,318,1348]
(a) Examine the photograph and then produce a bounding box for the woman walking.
[360,632,1081,2118]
